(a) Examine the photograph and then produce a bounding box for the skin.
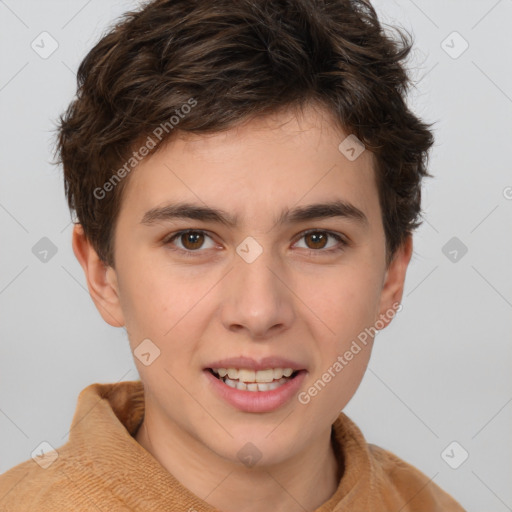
[72,103,412,512]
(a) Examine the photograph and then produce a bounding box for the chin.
[211,426,305,468]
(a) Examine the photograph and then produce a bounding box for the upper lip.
[205,356,306,371]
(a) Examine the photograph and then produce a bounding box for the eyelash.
[162,229,348,258]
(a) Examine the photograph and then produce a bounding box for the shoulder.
[0,453,67,511]
[0,380,145,511]
[367,443,466,511]
[0,443,104,511]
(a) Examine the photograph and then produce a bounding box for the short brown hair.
[53,0,434,268]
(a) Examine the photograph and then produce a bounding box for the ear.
[71,223,125,328]
[375,234,413,329]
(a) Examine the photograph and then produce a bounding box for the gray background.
[1,0,511,510]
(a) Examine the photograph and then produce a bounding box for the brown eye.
[164,230,216,255]
[304,232,329,250]
[179,231,205,250]
[294,230,347,254]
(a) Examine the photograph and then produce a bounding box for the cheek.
[115,262,179,345]
[296,264,382,340]
[120,269,210,363]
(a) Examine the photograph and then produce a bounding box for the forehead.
[117,105,379,230]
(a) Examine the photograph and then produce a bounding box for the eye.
[164,230,217,256]
[293,229,347,254]
[163,229,348,257]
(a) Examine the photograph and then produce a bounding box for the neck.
[135,411,341,512]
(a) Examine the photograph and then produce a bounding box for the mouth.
[203,366,307,413]
[206,367,303,392]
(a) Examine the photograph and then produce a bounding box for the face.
[73,104,411,467]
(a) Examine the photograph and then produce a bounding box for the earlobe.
[71,224,126,328]
[376,235,413,329]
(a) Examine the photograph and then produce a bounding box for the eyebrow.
[140,199,369,229]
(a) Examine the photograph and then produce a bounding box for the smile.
[204,367,307,412]
[209,367,298,392]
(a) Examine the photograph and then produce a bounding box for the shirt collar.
[66,380,374,511]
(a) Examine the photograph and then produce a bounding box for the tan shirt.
[0,380,466,511]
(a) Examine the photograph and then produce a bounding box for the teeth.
[255,369,274,383]
[223,377,289,392]
[209,366,299,392]
[238,369,255,382]
[212,367,296,382]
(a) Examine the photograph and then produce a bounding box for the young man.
[0,0,466,510]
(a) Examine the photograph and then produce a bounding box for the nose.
[220,245,295,340]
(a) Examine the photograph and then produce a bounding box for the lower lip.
[204,369,307,413]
